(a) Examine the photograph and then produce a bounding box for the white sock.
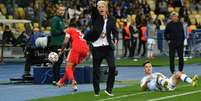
[180,74,192,84]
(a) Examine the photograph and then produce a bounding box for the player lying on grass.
[140,61,199,91]
[56,19,89,91]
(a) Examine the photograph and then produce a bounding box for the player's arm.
[140,77,151,91]
[59,33,70,56]
[140,80,150,91]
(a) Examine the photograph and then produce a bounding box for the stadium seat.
[18,7,25,19]
[192,10,197,15]
[168,7,174,13]
[16,23,25,34]
[0,3,7,15]
[190,19,196,25]
[174,7,180,13]
[199,18,201,24]
[33,23,39,28]
[46,26,51,31]
[8,15,13,19]
[195,14,200,23]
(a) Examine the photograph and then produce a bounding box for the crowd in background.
[0,0,201,58]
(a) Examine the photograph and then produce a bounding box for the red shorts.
[66,45,89,65]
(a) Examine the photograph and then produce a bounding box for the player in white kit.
[140,61,198,91]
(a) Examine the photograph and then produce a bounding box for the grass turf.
[31,78,201,101]
[81,56,201,67]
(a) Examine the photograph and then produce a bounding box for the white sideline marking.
[98,85,190,101]
[98,92,151,101]
[147,89,201,101]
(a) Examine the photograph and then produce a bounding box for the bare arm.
[140,76,152,91]
[58,35,69,56]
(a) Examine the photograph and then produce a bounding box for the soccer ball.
[48,52,59,63]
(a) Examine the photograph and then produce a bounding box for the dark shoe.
[22,74,33,80]
[104,90,114,96]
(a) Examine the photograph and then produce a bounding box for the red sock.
[60,64,75,83]
[66,67,74,81]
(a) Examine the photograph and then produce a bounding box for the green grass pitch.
[31,78,201,101]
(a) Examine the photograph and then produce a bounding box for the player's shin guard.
[180,74,192,84]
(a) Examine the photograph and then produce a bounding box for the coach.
[164,12,185,74]
[84,1,118,96]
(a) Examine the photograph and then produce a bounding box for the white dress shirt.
[92,19,109,47]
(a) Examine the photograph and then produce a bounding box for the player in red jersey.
[56,20,89,91]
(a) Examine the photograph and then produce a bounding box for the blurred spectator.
[25,4,35,21]
[22,27,45,79]
[2,25,16,45]
[179,4,189,22]
[138,21,147,57]
[129,19,138,57]
[147,17,157,59]
[156,0,168,15]
[172,0,183,7]
[0,12,6,19]
[122,21,131,57]
[156,17,165,53]
[142,1,151,15]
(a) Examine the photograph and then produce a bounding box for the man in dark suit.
[84,0,118,96]
[164,12,185,74]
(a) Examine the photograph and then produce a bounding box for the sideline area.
[0,64,201,101]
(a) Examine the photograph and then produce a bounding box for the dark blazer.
[164,21,185,46]
[84,6,119,48]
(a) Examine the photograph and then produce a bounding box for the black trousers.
[138,40,146,56]
[130,38,137,57]
[51,46,64,82]
[123,39,130,57]
[92,46,116,94]
[169,43,184,74]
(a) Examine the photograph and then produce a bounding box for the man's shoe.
[104,90,114,96]
[56,80,65,87]
[72,80,78,92]
[192,75,199,87]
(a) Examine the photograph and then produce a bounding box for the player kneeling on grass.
[140,61,198,91]
[56,19,89,91]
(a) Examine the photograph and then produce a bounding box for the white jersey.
[140,72,166,91]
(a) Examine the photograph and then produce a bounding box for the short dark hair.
[143,60,151,67]
[69,18,77,27]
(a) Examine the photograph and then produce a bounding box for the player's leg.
[156,74,169,89]
[147,39,151,59]
[71,63,78,91]
[56,62,75,87]
[169,44,176,74]
[56,50,77,89]
[172,71,198,87]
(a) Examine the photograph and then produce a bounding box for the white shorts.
[147,38,156,50]
[147,79,159,91]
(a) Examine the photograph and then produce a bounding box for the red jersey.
[65,27,89,64]
[65,27,88,49]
